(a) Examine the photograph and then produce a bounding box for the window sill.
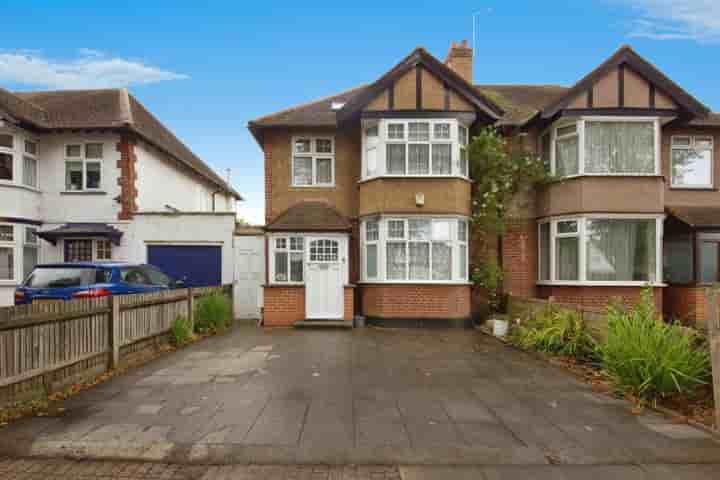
[668,186,717,191]
[537,281,666,287]
[60,190,107,195]
[289,185,335,190]
[358,281,473,286]
[0,182,42,193]
[0,280,18,287]
[264,283,305,287]
[359,175,472,184]
[546,174,664,184]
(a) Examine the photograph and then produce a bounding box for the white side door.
[233,235,264,319]
[305,237,344,319]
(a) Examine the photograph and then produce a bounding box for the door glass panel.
[309,239,339,262]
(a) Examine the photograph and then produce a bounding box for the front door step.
[294,319,353,328]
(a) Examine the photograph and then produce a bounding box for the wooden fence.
[0,285,232,406]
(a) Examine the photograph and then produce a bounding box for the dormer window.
[291,136,335,187]
[362,119,469,180]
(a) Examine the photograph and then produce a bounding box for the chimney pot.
[444,40,473,83]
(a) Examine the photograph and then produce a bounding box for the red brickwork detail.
[344,287,354,321]
[501,220,537,299]
[263,286,305,326]
[537,285,663,313]
[264,137,273,225]
[116,135,138,220]
[361,284,471,319]
[664,285,714,328]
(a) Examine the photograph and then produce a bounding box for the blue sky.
[1,0,718,224]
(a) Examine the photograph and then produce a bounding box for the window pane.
[315,139,332,153]
[0,247,14,280]
[458,126,468,145]
[388,220,405,239]
[65,239,93,262]
[23,246,37,280]
[294,138,311,153]
[556,135,579,176]
[556,237,579,281]
[409,219,431,240]
[408,144,429,175]
[672,136,691,147]
[65,161,83,190]
[310,239,339,262]
[0,134,13,149]
[586,219,656,282]
[316,158,332,184]
[386,242,406,280]
[25,227,37,244]
[408,122,429,141]
[459,148,468,176]
[290,252,303,282]
[672,148,712,187]
[86,162,101,189]
[0,225,13,242]
[664,234,693,284]
[366,126,379,138]
[458,220,468,242]
[23,156,37,187]
[66,144,82,157]
[366,244,378,279]
[700,242,719,284]
[541,133,551,172]
[695,137,713,149]
[366,220,379,241]
[409,242,430,280]
[85,143,103,159]
[432,144,452,174]
[96,239,112,260]
[290,237,304,251]
[539,223,550,281]
[24,140,37,155]
[556,124,577,137]
[388,124,404,140]
[293,157,313,185]
[386,144,406,174]
[459,244,468,280]
[366,147,377,176]
[275,238,287,249]
[434,123,450,139]
[275,251,289,282]
[431,242,452,280]
[0,153,12,181]
[432,220,452,241]
[585,122,655,174]
[557,220,578,234]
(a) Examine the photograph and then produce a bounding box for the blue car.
[14,262,185,305]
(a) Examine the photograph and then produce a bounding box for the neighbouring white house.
[0,87,244,307]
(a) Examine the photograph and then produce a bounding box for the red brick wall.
[501,220,537,299]
[344,286,354,322]
[537,285,663,312]
[361,284,471,319]
[263,285,305,326]
[116,134,138,220]
[664,285,713,328]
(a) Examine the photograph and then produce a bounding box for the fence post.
[187,288,195,332]
[108,295,120,369]
[706,287,720,430]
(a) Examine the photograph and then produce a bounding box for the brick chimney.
[444,39,473,83]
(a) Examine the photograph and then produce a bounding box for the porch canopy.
[666,205,720,230]
[265,201,351,232]
[37,223,124,245]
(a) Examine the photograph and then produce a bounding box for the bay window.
[361,216,468,283]
[671,136,713,188]
[291,136,334,187]
[23,140,38,188]
[0,134,13,181]
[538,215,662,285]
[23,227,38,279]
[362,119,470,179]
[0,224,14,281]
[544,117,660,177]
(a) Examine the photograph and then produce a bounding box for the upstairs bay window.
[291,136,334,187]
[23,140,38,188]
[538,215,662,285]
[671,136,714,188]
[0,134,13,181]
[361,119,470,180]
[0,133,41,189]
[545,117,660,178]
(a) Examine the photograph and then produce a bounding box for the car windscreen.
[24,267,112,288]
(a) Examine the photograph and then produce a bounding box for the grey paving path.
[0,326,718,466]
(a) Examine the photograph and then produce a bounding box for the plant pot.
[490,315,509,338]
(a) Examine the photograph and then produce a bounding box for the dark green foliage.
[194,292,233,333]
[171,315,193,345]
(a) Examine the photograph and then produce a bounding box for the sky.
[1,0,718,225]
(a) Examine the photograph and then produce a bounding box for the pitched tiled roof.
[1,88,241,199]
[475,85,569,126]
[667,205,720,228]
[265,202,351,232]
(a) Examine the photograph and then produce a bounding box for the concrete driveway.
[1,325,718,466]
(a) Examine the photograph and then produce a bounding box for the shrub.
[600,288,711,402]
[171,315,193,345]
[194,292,233,333]
[509,305,597,361]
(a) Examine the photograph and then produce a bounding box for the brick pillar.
[263,133,273,225]
[501,219,537,299]
[116,134,138,220]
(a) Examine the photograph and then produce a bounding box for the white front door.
[305,237,344,319]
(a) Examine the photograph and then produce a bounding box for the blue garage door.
[147,245,222,288]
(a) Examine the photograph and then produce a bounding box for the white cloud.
[237,204,265,226]
[621,0,720,43]
[0,49,188,89]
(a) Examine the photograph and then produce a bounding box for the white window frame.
[537,213,664,287]
[64,142,104,191]
[0,132,15,185]
[361,119,470,181]
[546,116,661,178]
[290,136,335,187]
[359,215,470,284]
[363,218,380,280]
[23,226,39,279]
[269,235,305,284]
[22,138,39,189]
[0,223,16,283]
[64,238,113,262]
[670,135,714,189]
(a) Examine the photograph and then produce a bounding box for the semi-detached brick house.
[249,40,720,328]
